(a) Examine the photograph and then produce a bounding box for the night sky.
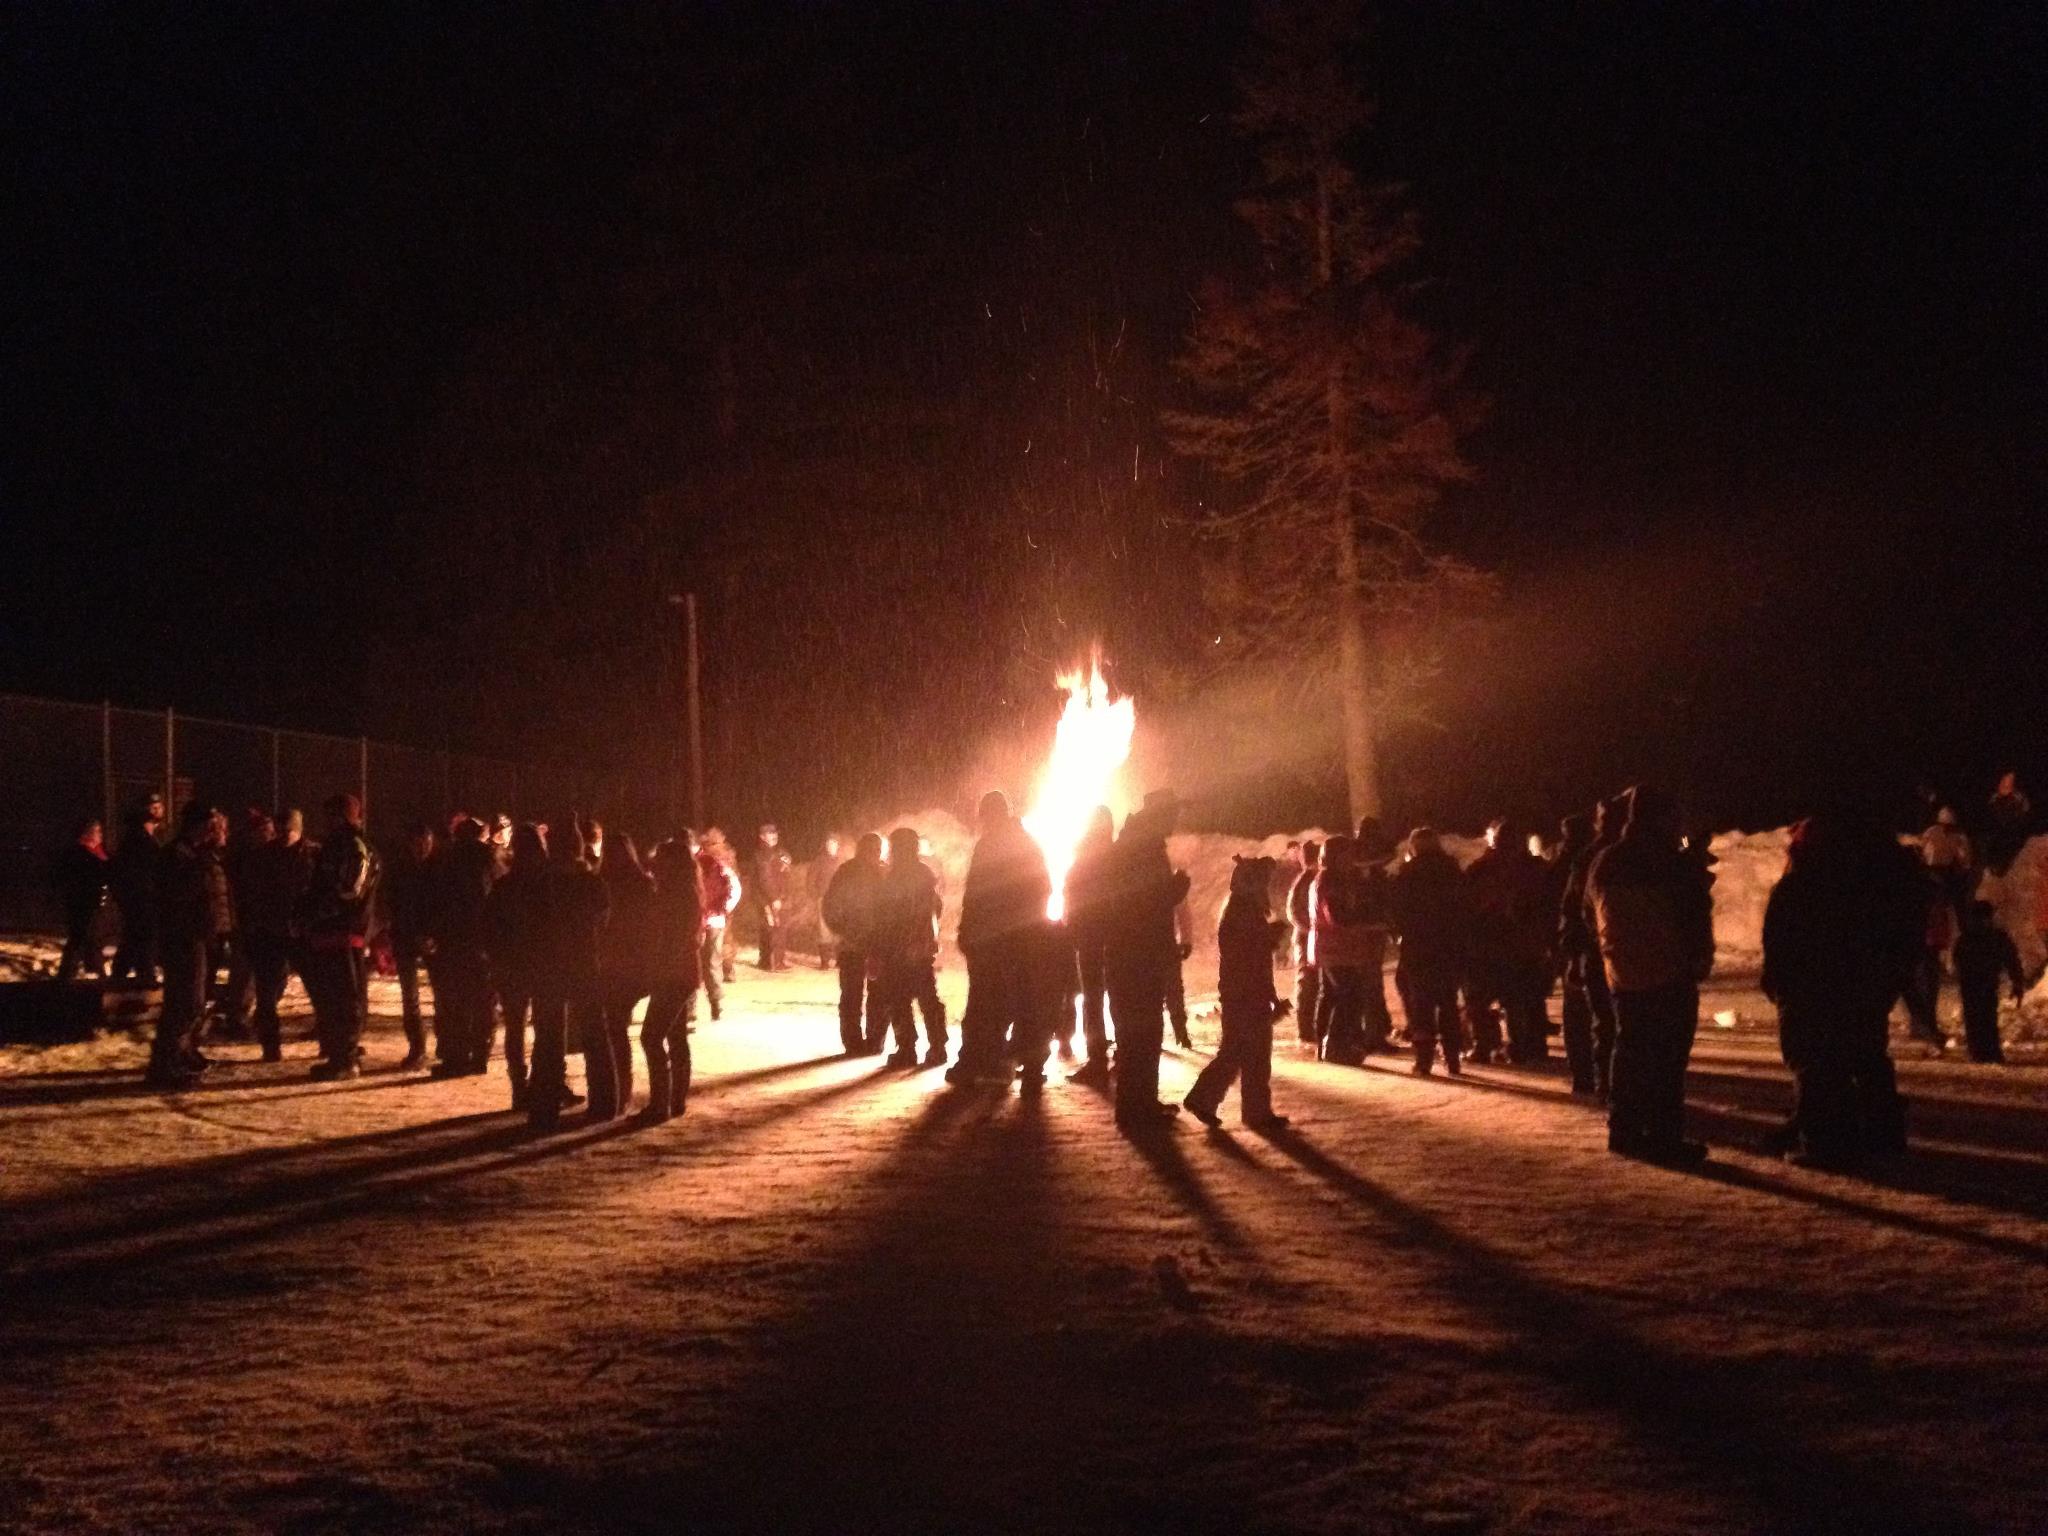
[6,1,2043,838]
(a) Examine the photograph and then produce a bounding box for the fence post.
[270,730,281,814]
[359,736,369,825]
[101,701,114,832]
[164,706,176,815]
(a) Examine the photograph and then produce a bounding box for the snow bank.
[1705,828,1791,975]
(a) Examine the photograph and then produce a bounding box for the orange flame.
[1023,655,1134,921]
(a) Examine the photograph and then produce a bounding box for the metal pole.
[101,701,114,832]
[685,591,705,830]
[270,730,281,815]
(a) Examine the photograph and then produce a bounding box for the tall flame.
[1023,655,1134,921]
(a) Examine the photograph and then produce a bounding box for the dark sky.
[5,1,2043,836]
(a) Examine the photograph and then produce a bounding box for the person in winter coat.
[1391,829,1467,1076]
[1165,892,1197,1051]
[107,803,165,986]
[1549,813,1596,1090]
[231,812,303,1061]
[807,835,846,969]
[1586,784,1715,1166]
[384,822,437,1069]
[949,789,1055,1090]
[1952,900,2023,1065]
[300,793,375,1081]
[425,817,498,1077]
[1102,789,1190,1130]
[641,835,706,1121]
[1900,867,1956,1049]
[147,804,231,1087]
[593,835,658,1119]
[1462,817,1556,1065]
[1983,771,2033,874]
[751,824,793,971]
[1760,810,1923,1165]
[1184,856,1291,1131]
[53,818,109,981]
[695,835,742,1017]
[1311,836,1379,1064]
[1063,806,1116,1081]
[1559,797,1626,1098]
[528,818,609,1132]
[821,832,888,1056]
[484,823,553,1111]
[1918,807,1974,909]
[872,826,950,1068]
[1287,841,1322,1045]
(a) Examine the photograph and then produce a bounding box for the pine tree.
[1168,1,1478,821]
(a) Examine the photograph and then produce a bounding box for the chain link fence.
[0,692,631,931]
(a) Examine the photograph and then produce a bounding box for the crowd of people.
[38,766,2042,1169]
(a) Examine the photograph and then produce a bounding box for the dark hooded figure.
[1463,817,1556,1065]
[528,818,609,1132]
[1391,828,1467,1076]
[1761,809,1923,1166]
[751,824,793,971]
[594,834,658,1120]
[107,804,165,987]
[53,818,109,981]
[484,823,554,1112]
[642,835,706,1121]
[1063,804,1117,1081]
[1559,796,1627,1098]
[1183,855,1291,1131]
[821,832,888,1056]
[424,818,498,1076]
[1550,813,1597,1091]
[1103,789,1191,1131]
[947,790,1054,1089]
[146,803,231,1087]
[873,826,950,1068]
[1586,785,1715,1166]
[384,821,437,1069]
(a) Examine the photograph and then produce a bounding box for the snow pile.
[1705,828,1791,975]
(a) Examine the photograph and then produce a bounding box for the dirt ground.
[1,961,2043,1536]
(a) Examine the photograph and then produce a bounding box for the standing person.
[1310,835,1372,1064]
[484,823,553,1110]
[641,836,706,1122]
[1286,841,1322,1045]
[1901,867,1956,1050]
[1164,892,1197,1050]
[1760,811,1922,1166]
[1559,797,1626,1098]
[1183,856,1291,1131]
[234,812,299,1062]
[1103,789,1190,1130]
[425,817,497,1076]
[1587,785,1715,1167]
[1391,828,1466,1076]
[1984,770,2033,874]
[1550,813,1597,1093]
[1063,805,1116,1082]
[874,825,950,1069]
[594,834,658,1119]
[751,824,793,971]
[1917,806,1974,911]
[107,802,165,987]
[529,819,608,1132]
[299,794,374,1080]
[947,790,1054,1090]
[384,821,437,1071]
[53,818,109,981]
[820,832,887,1056]
[1271,843,1303,965]
[694,833,741,1018]
[1463,817,1556,1065]
[807,834,846,969]
[1952,900,2023,1066]
[145,804,231,1087]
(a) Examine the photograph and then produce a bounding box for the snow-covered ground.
[1,950,2044,1534]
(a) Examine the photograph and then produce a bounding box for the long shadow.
[0,1051,854,1229]
[0,1062,430,1111]
[1692,1159,2048,1265]
[1116,1115,1259,1259]
[1262,1129,1984,1536]
[3,1059,885,1278]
